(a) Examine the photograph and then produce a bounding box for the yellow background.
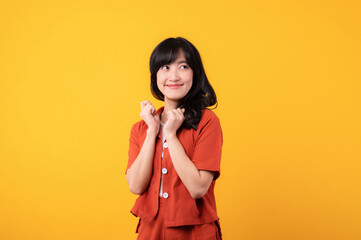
[1,0,360,239]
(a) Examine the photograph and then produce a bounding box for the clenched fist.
[140,100,160,136]
[163,108,185,139]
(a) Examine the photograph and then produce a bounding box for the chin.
[164,93,187,100]
[165,95,187,102]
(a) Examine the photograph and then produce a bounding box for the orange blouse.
[126,106,223,227]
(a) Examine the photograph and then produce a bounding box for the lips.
[166,84,183,89]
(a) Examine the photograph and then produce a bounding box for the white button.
[162,168,168,174]
[163,142,168,148]
[163,192,169,198]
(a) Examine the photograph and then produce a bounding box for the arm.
[126,101,160,195]
[166,135,215,199]
[126,130,157,195]
[163,108,215,199]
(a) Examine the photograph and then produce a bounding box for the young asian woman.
[126,37,223,240]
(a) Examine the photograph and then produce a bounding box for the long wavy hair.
[149,37,217,130]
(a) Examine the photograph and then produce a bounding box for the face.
[156,49,193,105]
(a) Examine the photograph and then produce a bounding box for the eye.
[161,65,169,70]
[180,65,189,69]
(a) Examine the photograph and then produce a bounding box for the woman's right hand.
[127,101,159,195]
[140,100,160,136]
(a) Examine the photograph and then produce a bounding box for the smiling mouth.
[166,84,183,89]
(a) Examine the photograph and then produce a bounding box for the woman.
[126,37,223,240]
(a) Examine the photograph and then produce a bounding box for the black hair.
[149,37,217,130]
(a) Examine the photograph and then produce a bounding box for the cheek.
[156,82,166,96]
[157,81,163,92]
[156,73,164,89]
[186,72,193,87]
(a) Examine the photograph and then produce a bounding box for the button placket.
[160,139,168,198]
[159,137,165,197]
[161,164,168,198]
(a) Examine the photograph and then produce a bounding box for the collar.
[156,106,165,115]
[156,106,165,139]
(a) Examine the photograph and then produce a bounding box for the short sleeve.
[191,111,223,180]
[126,123,140,174]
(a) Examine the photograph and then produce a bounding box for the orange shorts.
[136,197,222,240]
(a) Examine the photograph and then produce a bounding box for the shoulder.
[197,108,221,131]
[202,108,219,120]
[130,119,147,134]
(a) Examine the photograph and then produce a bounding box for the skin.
[126,49,215,199]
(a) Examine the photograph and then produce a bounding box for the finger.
[146,105,157,117]
[140,101,148,110]
[141,100,152,110]
[140,105,153,121]
[144,104,153,115]
[171,109,182,122]
[176,108,185,115]
[149,105,157,115]
[151,109,158,117]
[167,110,176,120]
[174,108,185,119]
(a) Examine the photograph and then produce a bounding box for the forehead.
[176,49,185,59]
[171,49,186,63]
[158,48,189,67]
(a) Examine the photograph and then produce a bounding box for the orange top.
[126,106,223,227]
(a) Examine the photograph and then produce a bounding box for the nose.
[169,68,180,81]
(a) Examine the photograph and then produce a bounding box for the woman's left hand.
[163,108,185,139]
